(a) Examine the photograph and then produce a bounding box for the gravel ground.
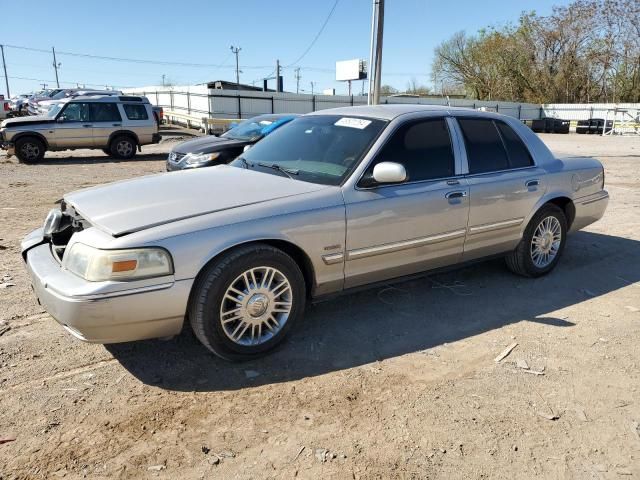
[0,134,639,479]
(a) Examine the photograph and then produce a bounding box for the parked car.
[9,94,31,116]
[152,106,163,127]
[26,88,66,115]
[1,95,160,162]
[36,90,123,116]
[166,114,298,171]
[0,96,10,120]
[21,105,608,361]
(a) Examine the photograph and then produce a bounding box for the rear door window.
[366,117,455,182]
[457,118,509,174]
[90,103,121,122]
[495,121,533,168]
[123,104,148,120]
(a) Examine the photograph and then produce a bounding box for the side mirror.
[243,145,251,152]
[372,162,407,184]
[56,117,65,123]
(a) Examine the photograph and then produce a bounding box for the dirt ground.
[0,133,639,479]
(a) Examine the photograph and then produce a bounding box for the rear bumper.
[570,190,609,232]
[23,239,191,344]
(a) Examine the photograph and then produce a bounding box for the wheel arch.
[13,132,49,149]
[523,192,576,235]
[191,239,316,301]
[546,196,576,229]
[108,130,140,146]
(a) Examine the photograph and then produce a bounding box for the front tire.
[109,135,137,159]
[15,137,45,163]
[506,204,567,277]
[189,244,306,361]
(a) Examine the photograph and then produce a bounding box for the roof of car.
[66,95,150,103]
[310,104,474,120]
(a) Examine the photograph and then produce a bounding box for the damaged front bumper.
[21,228,191,344]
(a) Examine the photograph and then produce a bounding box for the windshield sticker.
[334,117,372,129]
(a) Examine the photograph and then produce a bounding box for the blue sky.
[1,0,569,96]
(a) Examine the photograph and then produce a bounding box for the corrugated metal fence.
[124,85,544,130]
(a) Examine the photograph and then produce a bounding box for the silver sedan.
[22,105,609,361]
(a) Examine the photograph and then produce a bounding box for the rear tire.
[15,137,45,163]
[109,135,137,159]
[506,204,567,277]
[188,244,306,361]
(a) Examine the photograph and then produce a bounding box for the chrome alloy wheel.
[219,266,293,346]
[20,142,40,161]
[530,216,562,268]
[116,140,133,157]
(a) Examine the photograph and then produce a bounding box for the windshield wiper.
[237,156,251,169]
[257,162,299,179]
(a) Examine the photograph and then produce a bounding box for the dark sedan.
[166,114,298,171]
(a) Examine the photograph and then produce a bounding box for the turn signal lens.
[112,259,138,273]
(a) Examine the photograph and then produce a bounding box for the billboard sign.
[336,59,367,81]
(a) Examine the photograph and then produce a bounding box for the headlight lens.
[184,152,220,165]
[63,243,173,281]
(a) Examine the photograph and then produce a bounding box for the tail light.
[3,102,9,111]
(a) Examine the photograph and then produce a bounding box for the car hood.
[1,115,54,128]
[173,135,249,154]
[64,165,329,236]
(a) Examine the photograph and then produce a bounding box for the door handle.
[112,123,122,127]
[445,190,467,199]
[525,179,539,188]
[82,124,93,128]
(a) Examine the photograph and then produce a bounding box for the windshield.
[46,103,64,118]
[231,115,387,186]
[222,115,282,141]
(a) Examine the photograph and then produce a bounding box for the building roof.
[206,80,275,92]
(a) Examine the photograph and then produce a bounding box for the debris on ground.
[315,448,328,463]
[537,411,560,421]
[201,445,210,455]
[0,282,15,289]
[631,421,640,442]
[516,359,529,370]
[574,407,588,422]
[0,436,16,445]
[524,367,545,376]
[0,326,10,337]
[147,464,166,471]
[495,343,518,363]
[293,446,305,461]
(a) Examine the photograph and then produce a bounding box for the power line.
[285,0,340,68]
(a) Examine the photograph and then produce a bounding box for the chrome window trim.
[346,229,467,261]
[463,165,539,179]
[352,113,464,192]
[450,116,538,176]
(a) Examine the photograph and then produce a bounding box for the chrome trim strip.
[67,282,175,301]
[322,253,345,265]
[468,218,524,235]
[580,192,609,205]
[347,229,466,261]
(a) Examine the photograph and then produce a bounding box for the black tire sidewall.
[15,137,45,163]
[521,205,567,276]
[110,135,136,159]
[194,248,306,360]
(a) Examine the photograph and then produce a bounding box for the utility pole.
[230,45,241,90]
[310,81,315,95]
[368,0,385,105]
[52,47,61,88]
[275,59,281,92]
[0,45,9,98]
[161,74,166,86]
[294,67,301,94]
